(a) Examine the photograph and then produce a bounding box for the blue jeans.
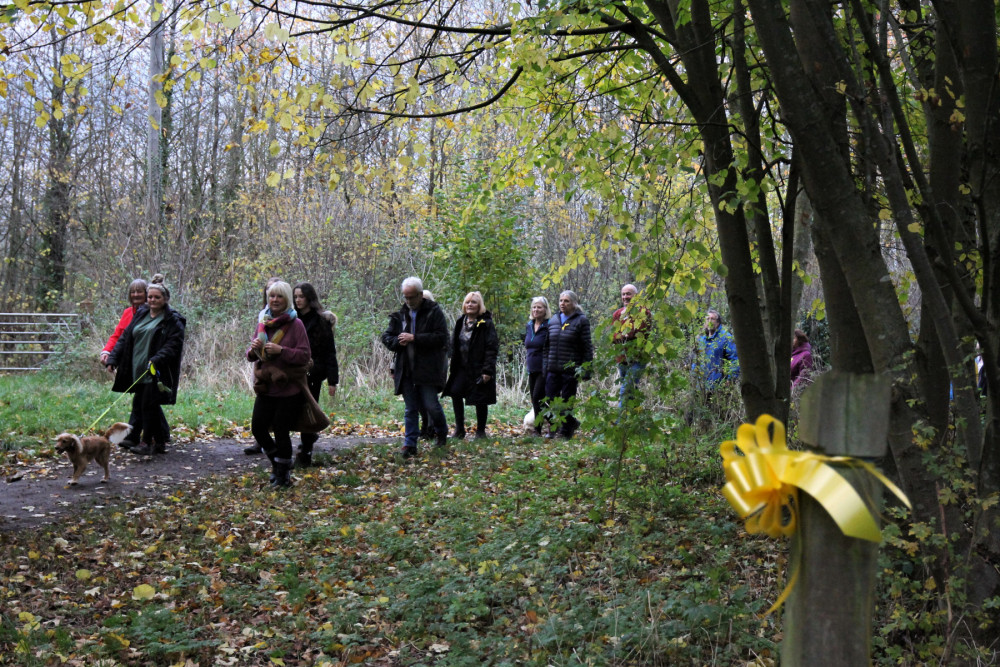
[618,362,646,408]
[401,377,447,448]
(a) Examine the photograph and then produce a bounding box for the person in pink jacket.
[99,278,148,366]
[790,329,814,389]
[246,281,311,488]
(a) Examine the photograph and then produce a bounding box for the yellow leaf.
[907,223,922,233]
[265,171,280,187]
[271,658,285,666]
[878,208,891,220]
[76,569,91,581]
[132,584,156,600]
[28,550,40,560]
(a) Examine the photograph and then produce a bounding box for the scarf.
[254,311,296,360]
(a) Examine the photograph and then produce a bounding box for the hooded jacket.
[108,305,186,405]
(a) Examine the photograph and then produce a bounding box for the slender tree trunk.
[147,6,165,228]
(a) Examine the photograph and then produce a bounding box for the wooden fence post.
[782,372,891,666]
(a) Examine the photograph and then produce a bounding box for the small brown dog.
[55,422,132,486]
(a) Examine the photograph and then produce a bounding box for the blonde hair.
[147,274,170,300]
[267,281,294,310]
[463,291,486,316]
[530,296,551,320]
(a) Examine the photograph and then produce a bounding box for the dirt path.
[0,435,395,531]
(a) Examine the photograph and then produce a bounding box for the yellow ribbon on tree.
[720,414,910,542]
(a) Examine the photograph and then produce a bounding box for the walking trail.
[0,434,395,531]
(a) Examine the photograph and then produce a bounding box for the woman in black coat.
[292,283,340,468]
[443,291,499,439]
[106,279,186,455]
[542,290,593,439]
[523,296,550,435]
[292,282,339,467]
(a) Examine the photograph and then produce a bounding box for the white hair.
[401,276,423,292]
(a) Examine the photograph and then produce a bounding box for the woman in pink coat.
[790,329,814,389]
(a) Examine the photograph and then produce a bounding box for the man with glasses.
[381,277,450,457]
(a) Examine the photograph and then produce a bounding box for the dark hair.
[127,278,148,295]
[293,282,323,313]
[263,276,281,306]
[794,328,809,345]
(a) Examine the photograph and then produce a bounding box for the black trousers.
[453,397,489,433]
[528,370,545,428]
[251,393,304,460]
[134,383,169,445]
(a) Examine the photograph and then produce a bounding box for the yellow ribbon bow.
[720,414,910,542]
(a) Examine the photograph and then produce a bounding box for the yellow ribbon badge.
[720,414,910,543]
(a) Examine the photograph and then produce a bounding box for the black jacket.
[380,298,449,393]
[444,311,499,405]
[107,305,186,405]
[301,309,339,386]
[543,310,594,377]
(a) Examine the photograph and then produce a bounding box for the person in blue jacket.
[693,308,739,393]
[523,296,551,435]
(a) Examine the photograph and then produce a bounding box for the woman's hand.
[263,342,282,356]
[250,338,264,352]
[328,385,337,398]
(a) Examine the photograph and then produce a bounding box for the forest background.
[2,0,1000,663]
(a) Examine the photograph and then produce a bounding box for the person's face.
[129,287,147,308]
[402,286,423,310]
[269,291,288,315]
[559,295,574,315]
[147,290,166,313]
[531,302,546,320]
[706,312,720,333]
[293,288,309,313]
[621,287,636,306]
[464,297,480,316]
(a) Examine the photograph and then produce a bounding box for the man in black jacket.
[380,276,450,457]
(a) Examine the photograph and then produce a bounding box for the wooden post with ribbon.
[782,372,891,666]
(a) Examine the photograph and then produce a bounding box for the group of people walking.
[99,270,821,479]
[379,277,598,458]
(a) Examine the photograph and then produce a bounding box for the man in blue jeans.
[380,277,450,457]
[612,284,651,410]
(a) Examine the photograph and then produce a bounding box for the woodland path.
[0,435,395,532]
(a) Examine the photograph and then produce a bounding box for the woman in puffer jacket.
[542,290,593,439]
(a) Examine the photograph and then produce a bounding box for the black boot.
[244,443,263,455]
[271,458,292,488]
[152,440,166,455]
[295,449,312,468]
[130,442,155,455]
[475,428,487,439]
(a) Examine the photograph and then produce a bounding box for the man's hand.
[398,332,415,346]
[328,385,337,398]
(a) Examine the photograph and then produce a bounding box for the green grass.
[1,372,994,665]
[0,431,782,665]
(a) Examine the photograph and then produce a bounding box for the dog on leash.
[54,422,132,486]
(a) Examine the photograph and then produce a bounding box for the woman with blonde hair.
[523,296,550,435]
[246,280,312,488]
[443,291,500,439]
